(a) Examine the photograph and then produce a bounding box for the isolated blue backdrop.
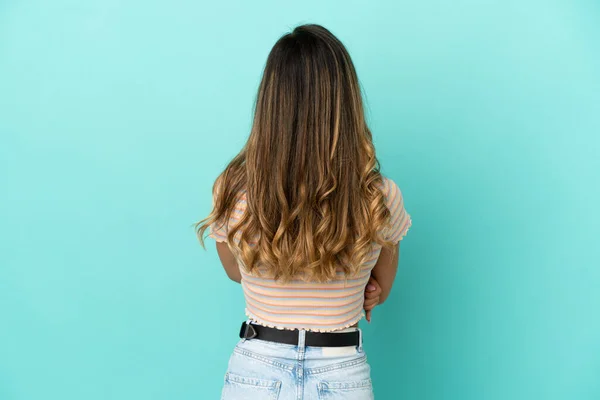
[1,1,599,399]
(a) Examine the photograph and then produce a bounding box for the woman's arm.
[370,242,400,305]
[364,276,382,322]
[216,242,241,283]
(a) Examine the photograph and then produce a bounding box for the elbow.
[225,269,242,283]
[378,291,391,305]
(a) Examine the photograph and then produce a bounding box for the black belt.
[239,321,360,347]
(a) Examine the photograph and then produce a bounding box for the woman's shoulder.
[214,176,248,202]
[378,175,402,201]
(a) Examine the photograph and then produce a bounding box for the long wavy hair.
[196,24,395,282]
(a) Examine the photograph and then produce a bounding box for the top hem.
[244,309,365,333]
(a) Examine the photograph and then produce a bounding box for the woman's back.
[209,176,411,332]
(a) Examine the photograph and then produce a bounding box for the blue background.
[1,1,599,399]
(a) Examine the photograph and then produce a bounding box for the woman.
[196,24,411,400]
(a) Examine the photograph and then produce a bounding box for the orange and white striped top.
[209,176,412,332]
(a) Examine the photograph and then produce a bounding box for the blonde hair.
[196,24,395,282]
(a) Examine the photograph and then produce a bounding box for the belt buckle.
[241,322,258,339]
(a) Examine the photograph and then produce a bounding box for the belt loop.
[357,327,363,352]
[298,329,306,351]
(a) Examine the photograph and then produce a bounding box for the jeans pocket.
[221,372,282,400]
[317,379,374,400]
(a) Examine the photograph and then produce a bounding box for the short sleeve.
[208,218,228,242]
[383,177,412,243]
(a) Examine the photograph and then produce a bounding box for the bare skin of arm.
[369,242,400,305]
[216,241,241,283]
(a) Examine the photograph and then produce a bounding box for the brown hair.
[196,24,395,282]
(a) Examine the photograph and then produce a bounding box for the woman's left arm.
[364,275,382,322]
[216,242,241,283]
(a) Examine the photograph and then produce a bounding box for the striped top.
[209,176,412,332]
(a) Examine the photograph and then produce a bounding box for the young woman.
[197,24,411,400]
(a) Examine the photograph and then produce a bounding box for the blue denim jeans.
[220,326,374,400]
